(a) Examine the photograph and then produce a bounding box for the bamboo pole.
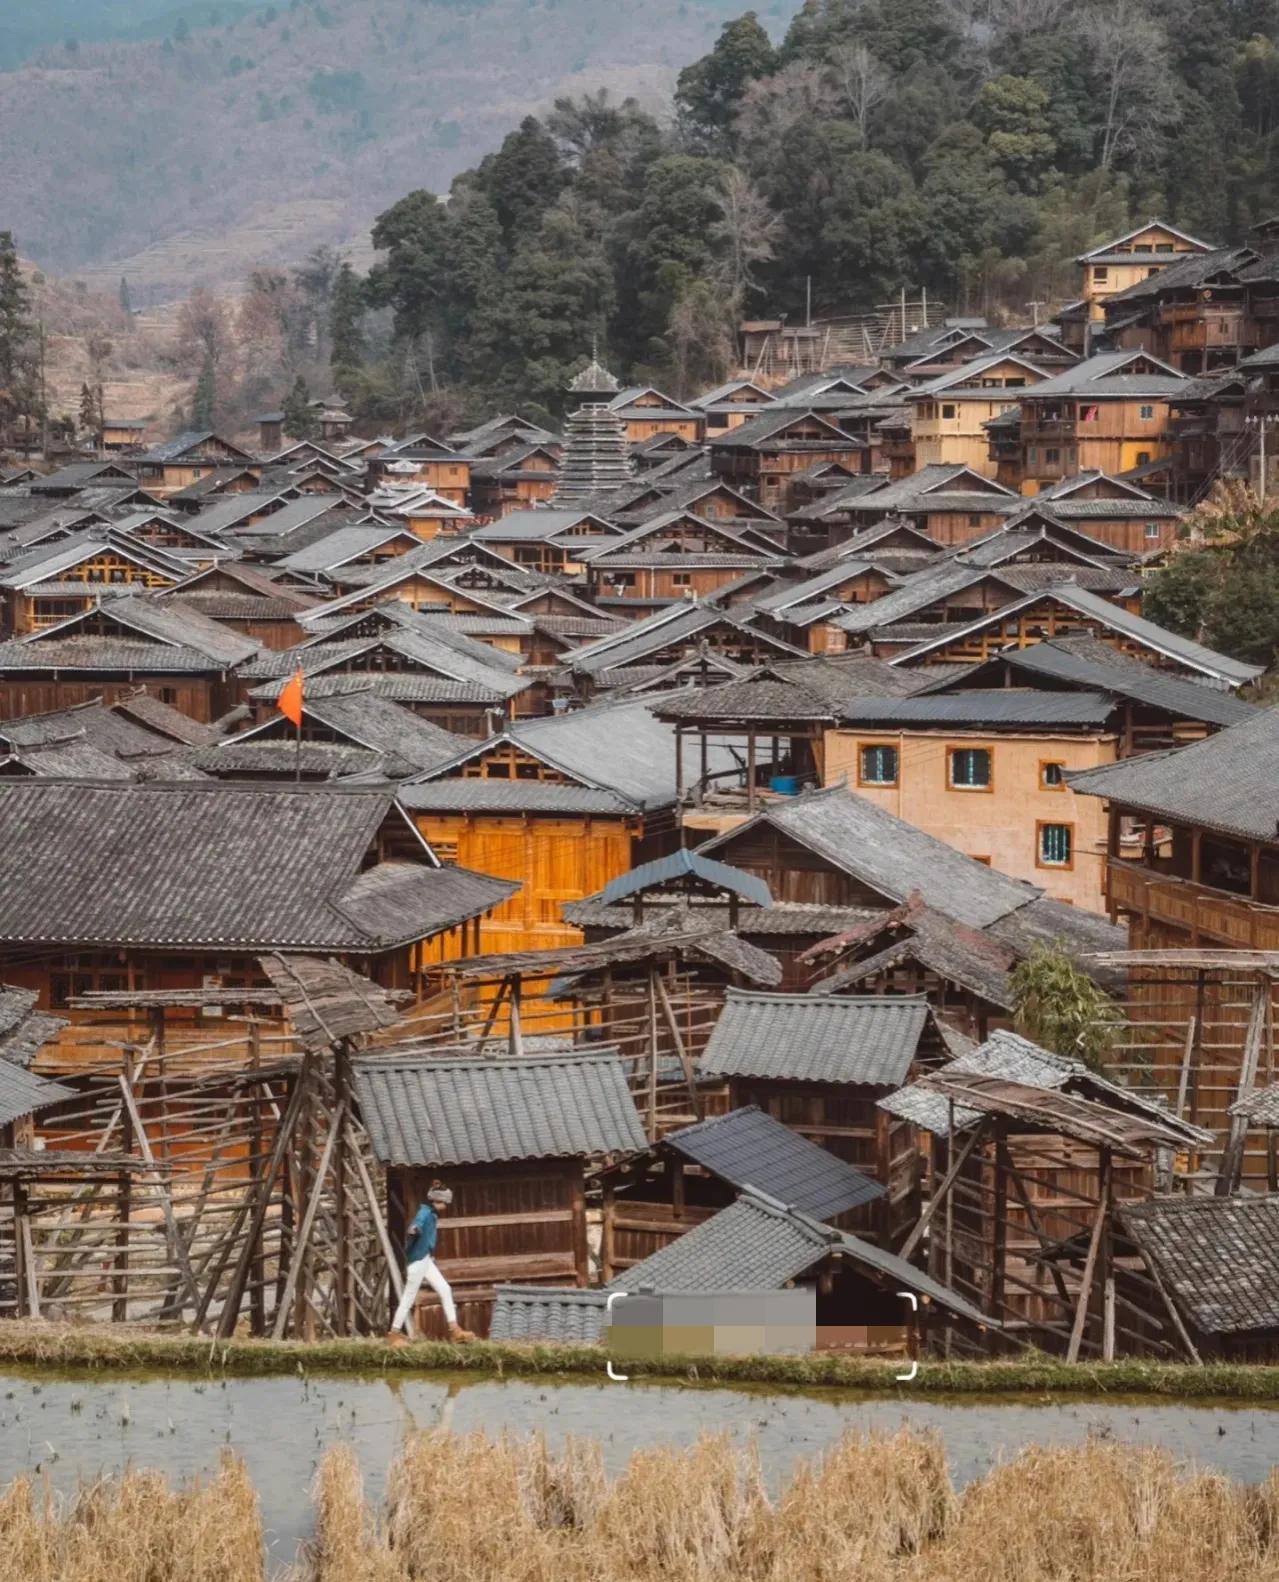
[271,1099,345,1340]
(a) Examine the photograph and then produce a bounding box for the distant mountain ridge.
[1,0,799,299]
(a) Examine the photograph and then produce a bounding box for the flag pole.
[295,713,302,784]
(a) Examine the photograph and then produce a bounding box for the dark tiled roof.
[562,899,877,936]
[664,1106,884,1219]
[699,785,1036,929]
[0,782,514,950]
[1120,1196,1279,1335]
[836,688,1117,729]
[998,637,1256,728]
[0,986,66,1069]
[399,780,635,815]
[699,989,928,1087]
[612,1188,993,1325]
[490,1285,609,1344]
[352,1052,647,1166]
[1068,707,1279,842]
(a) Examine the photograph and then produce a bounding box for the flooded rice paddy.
[1,1368,1278,1566]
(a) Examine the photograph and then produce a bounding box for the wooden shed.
[352,1051,647,1338]
[698,989,938,1246]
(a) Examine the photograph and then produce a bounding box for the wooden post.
[990,1126,1008,1319]
[655,973,704,1121]
[271,1100,346,1340]
[113,1053,135,1323]
[600,1178,615,1284]
[351,1141,403,1330]
[118,1072,201,1316]
[248,1024,266,1336]
[509,978,524,1058]
[1217,982,1267,1196]
[898,1118,987,1262]
[1066,1151,1109,1364]
[571,1170,589,1286]
[334,1042,353,1336]
[646,966,659,1140]
[746,730,757,812]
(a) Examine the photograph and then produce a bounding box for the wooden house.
[354,1052,646,1339]
[133,432,258,496]
[469,442,562,517]
[804,464,1020,549]
[97,418,148,454]
[0,531,190,635]
[1018,352,1186,494]
[469,509,622,574]
[506,1185,993,1355]
[578,512,782,610]
[154,563,320,650]
[907,354,1050,478]
[366,437,472,506]
[692,378,775,436]
[710,410,866,513]
[0,780,517,1069]
[888,582,1261,681]
[564,603,806,699]
[239,612,532,733]
[0,594,258,720]
[696,989,934,1247]
[898,327,1076,383]
[599,1103,885,1279]
[1018,472,1184,554]
[607,387,702,445]
[398,700,698,953]
[1073,221,1214,345]
[271,524,424,588]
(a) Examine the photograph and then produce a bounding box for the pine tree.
[329,262,365,374]
[118,276,132,317]
[79,382,98,436]
[191,354,217,430]
[282,373,315,438]
[0,231,37,427]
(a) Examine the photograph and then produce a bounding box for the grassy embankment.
[5,1427,1279,1580]
[2,1321,1279,1399]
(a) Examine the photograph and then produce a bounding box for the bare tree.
[712,166,779,295]
[1078,0,1179,170]
[733,62,841,167]
[827,42,891,145]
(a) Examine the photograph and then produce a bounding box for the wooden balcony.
[1107,859,1279,949]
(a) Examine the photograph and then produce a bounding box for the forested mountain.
[325,0,1279,421]
[0,0,799,292]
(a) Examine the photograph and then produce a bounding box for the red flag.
[278,667,304,729]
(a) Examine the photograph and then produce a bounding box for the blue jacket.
[405,1203,438,1263]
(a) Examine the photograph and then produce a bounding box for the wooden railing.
[1107,860,1279,948]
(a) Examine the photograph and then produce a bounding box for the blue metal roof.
[599,848,772,908]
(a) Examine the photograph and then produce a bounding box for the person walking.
[387,1181,475,1343]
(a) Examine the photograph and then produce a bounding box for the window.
[1139,405,1154,420]
[156,687,178,705]
[1040,760,1065,790]
[949,746,992,790]
[1081,404,1099,423]
[1045,447,1060,465]
[1145,522,1161,540]
[968,513,982,526]
[1092,266,1109,282]
[1136,450,1151,465]
[671,572,691,588]
[1038,822,1074,868]
[859,744,898,786]
[941,403,956,419]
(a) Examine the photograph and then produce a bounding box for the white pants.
[391,1256,457,1333]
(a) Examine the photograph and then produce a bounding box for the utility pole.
[1027,300,1045,327]
[1246,413,1276,502]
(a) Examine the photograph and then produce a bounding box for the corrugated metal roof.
[664,1106,884,1219]
[0,1062,75,1128]
[352,1052,647,1166]
[699,989,928,1087]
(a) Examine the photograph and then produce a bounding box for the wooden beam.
[1066,1161,1109,1364]
[898,1118,987,1263]
[117,1072,202,1317]
[655,973,704,1121]
[1216,982,1267,1196]
[271,1099,346,1340]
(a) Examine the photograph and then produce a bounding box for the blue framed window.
[860,744,898,786]
[949,747,992,789]
[1039,823,1073,867]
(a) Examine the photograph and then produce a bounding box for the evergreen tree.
[0,231,37,427]
[282,373,315,438]
[118,276,132,316]
[675,12,778,143]
[79,382,98,436]
[329,262,365,373]
[191,354,217,429]
[481,117,566,249]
